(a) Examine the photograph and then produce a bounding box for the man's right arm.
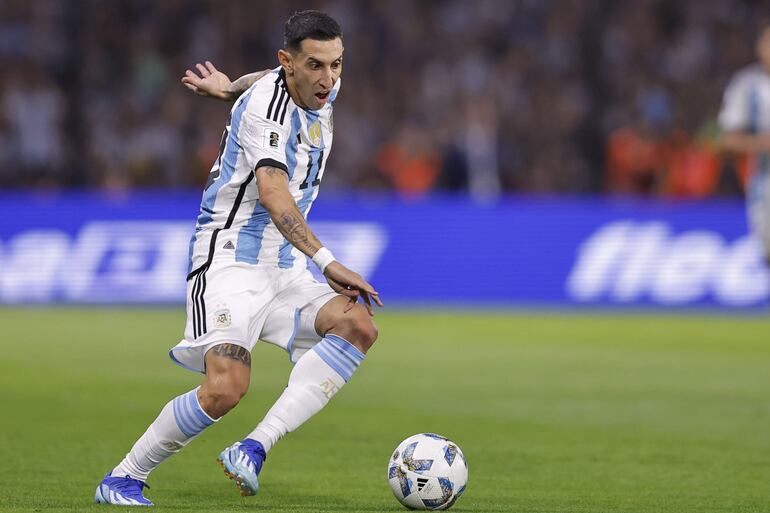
[181,61,271,101]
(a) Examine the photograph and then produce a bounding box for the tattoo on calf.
[211,343,252,367]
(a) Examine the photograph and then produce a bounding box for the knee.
[199,377,248,419]
[334,308,378,353]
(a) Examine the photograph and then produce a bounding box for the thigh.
[170,263,276,374]
[258,269,339,363]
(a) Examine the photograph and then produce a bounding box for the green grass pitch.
[1,308,768,512]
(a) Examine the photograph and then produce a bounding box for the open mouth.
[315,91,330,101]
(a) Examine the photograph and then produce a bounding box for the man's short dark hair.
[284,10,343,52]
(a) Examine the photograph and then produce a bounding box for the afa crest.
[214,308,231,328]
[308,121,322,147]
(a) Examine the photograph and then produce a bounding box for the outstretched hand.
[323,261,383,315]
[181,61,233,101]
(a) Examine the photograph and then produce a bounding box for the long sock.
[246,334,365,452]
[111,387,217,481]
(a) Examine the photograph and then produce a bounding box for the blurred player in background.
[96,10,382,506]
[718,22,770,270]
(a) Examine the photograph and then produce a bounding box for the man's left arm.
[718,131,770,153]
[181,61,271,101]
[255,166,383,314]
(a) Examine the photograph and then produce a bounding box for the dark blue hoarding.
[0,191,767,308]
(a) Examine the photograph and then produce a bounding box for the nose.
[319,67,333,88]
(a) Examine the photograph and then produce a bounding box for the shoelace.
[112,476,151,494]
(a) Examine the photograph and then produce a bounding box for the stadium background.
[1,1,769,513]
[1,0,769,308]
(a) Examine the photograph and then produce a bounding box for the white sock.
[247,334,365,452]
[112,387,217,481]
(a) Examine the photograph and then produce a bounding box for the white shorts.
[170,261,338,374]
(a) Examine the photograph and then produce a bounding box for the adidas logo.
[223,241,235,250]
[417,477,429,491]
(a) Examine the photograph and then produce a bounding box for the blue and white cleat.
[217,439,267,496]
[95,472,153,506]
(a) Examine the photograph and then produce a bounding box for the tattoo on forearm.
[229,70,270,97]
[211,343,251,367]
[228,74,259,96]
[256,166,320,255]
[277,209,319,254]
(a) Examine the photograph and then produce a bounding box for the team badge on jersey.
[214,308,231,328]
[308,121,322,147]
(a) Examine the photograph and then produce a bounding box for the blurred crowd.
[0,0,768,197]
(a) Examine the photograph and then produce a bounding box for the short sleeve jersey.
[718,63,770,179]
[187,68,339,277]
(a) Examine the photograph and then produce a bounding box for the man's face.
[282,37,343,110]
[758,26,770,72]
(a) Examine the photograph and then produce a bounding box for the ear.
[278,49,293,76]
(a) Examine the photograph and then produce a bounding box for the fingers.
[181,80,198,92]
[359,280,379,297]
[327,276,359,299]
[196,62,210,77]
[325,267,382,313]
[360,290,374,316]
[182,71,201,86]
[181,77,209,96]
[205,61,218,74]
[356,279,382,308]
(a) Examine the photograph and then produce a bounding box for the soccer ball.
[387,433,468,510]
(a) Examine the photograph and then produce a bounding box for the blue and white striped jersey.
[187,68,339,278]
[719,64,770,183]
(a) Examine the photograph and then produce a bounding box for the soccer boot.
[217,439,267,496]
[95,472,153,506]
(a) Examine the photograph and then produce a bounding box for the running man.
[96,10,382,506]
[718,22,770,269]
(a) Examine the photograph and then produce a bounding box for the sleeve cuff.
[255,158,289,177]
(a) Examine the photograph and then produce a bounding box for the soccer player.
[718,22,770,271]
[96,11,382,506]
